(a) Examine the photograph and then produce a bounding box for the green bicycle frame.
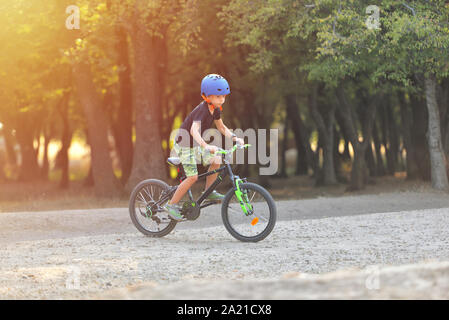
[164,144,254,216]
[234,178,253,216]
[216,144,254,216]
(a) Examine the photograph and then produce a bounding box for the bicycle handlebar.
[216,143,251,155]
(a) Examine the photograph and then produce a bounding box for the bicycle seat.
[167,157,181,166]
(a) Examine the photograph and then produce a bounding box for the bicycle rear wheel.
[129,179,177,237]
[221,182,276,242]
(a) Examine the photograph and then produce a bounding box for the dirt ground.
[98,260,449,299]
[1,174,449,299]
[0,187,449,299]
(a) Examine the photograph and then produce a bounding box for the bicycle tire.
[129,179,177,237]
[221,182,276,242]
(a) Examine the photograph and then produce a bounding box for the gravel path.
[98,261,449,299]
[0,191,448,299]
[1,191,449,243]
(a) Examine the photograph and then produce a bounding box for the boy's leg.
[166,174,197,221]
[170,145,198,204]
[202,154,225,201]
[169,175,198,204]
[205,156,221,191]
[165,145,198,220]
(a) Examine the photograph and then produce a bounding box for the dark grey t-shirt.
[175,101,221,147]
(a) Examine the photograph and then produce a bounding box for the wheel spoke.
[158,188,164,201]
[143,187,155,203]
[253,213,269,222]
[137,193,147,204]
[224,184,274,241]
[132,182,175,235]
[249,191,256,202]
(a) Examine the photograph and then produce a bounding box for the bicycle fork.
[234,178,259,225]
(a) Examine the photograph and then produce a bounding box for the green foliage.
[222,0,449,89]
[1,0,449,183]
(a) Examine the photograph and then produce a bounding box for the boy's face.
[208,94,226,107]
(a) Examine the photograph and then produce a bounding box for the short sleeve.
[213,107,221,120]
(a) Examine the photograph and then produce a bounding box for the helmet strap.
[202,94,223,112]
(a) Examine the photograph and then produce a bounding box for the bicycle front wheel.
[221,182,276,242]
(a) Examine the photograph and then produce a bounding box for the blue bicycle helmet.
[201,74,230,97]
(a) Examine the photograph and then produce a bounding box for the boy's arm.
[190,121,207,147]
[191,121,218,152]
[215,119,233,138]
[215,119,244,144]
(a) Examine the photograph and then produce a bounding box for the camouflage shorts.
[173,143,216,177]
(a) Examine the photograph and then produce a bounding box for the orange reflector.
[251,217,259,226]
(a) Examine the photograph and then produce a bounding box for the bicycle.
[129,144,276,242]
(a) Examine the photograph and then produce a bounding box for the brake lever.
[237,143,251,149]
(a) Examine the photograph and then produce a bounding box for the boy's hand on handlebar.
[205,145,219,153]
[234,138,244,146]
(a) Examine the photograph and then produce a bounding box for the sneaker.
[163,203,184,221]
[202,190,225,202]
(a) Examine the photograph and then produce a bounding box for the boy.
[165,74,244,221]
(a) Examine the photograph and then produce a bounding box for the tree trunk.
[322,109,337,185]
[253,98,272,188]
[381,99,399,176]
[410,93,431,180]
[424,74,448,190]
[113,25,134,185]
[2,123,17,168]
[59,126,71,189]
[285,94,314,175]
[233,91,254,180]
[253,76,272,188]
[380,104,392,175]
[387,101,399,175]
[0,153,5,181]
[333,126,346,182]
[296,142,309,175]
[41,133,50,179]
[398,91,420,179]
[365,139,377,177]
[336,84,378,191]
[308,83,337,185]
[437,77,448,134]
[335,110,352,163]
[34,133,41,165]
[438,78,449,155]
[16,113,40,181]
[157,26,170,146]
[278,110,289,178]
[59,135,72,190]
[125,9,168,191]
[17,136,40,181]
[351,147,367,189]
[73,61,120,197]
[54,91,72,188]
[372,118,385,177]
